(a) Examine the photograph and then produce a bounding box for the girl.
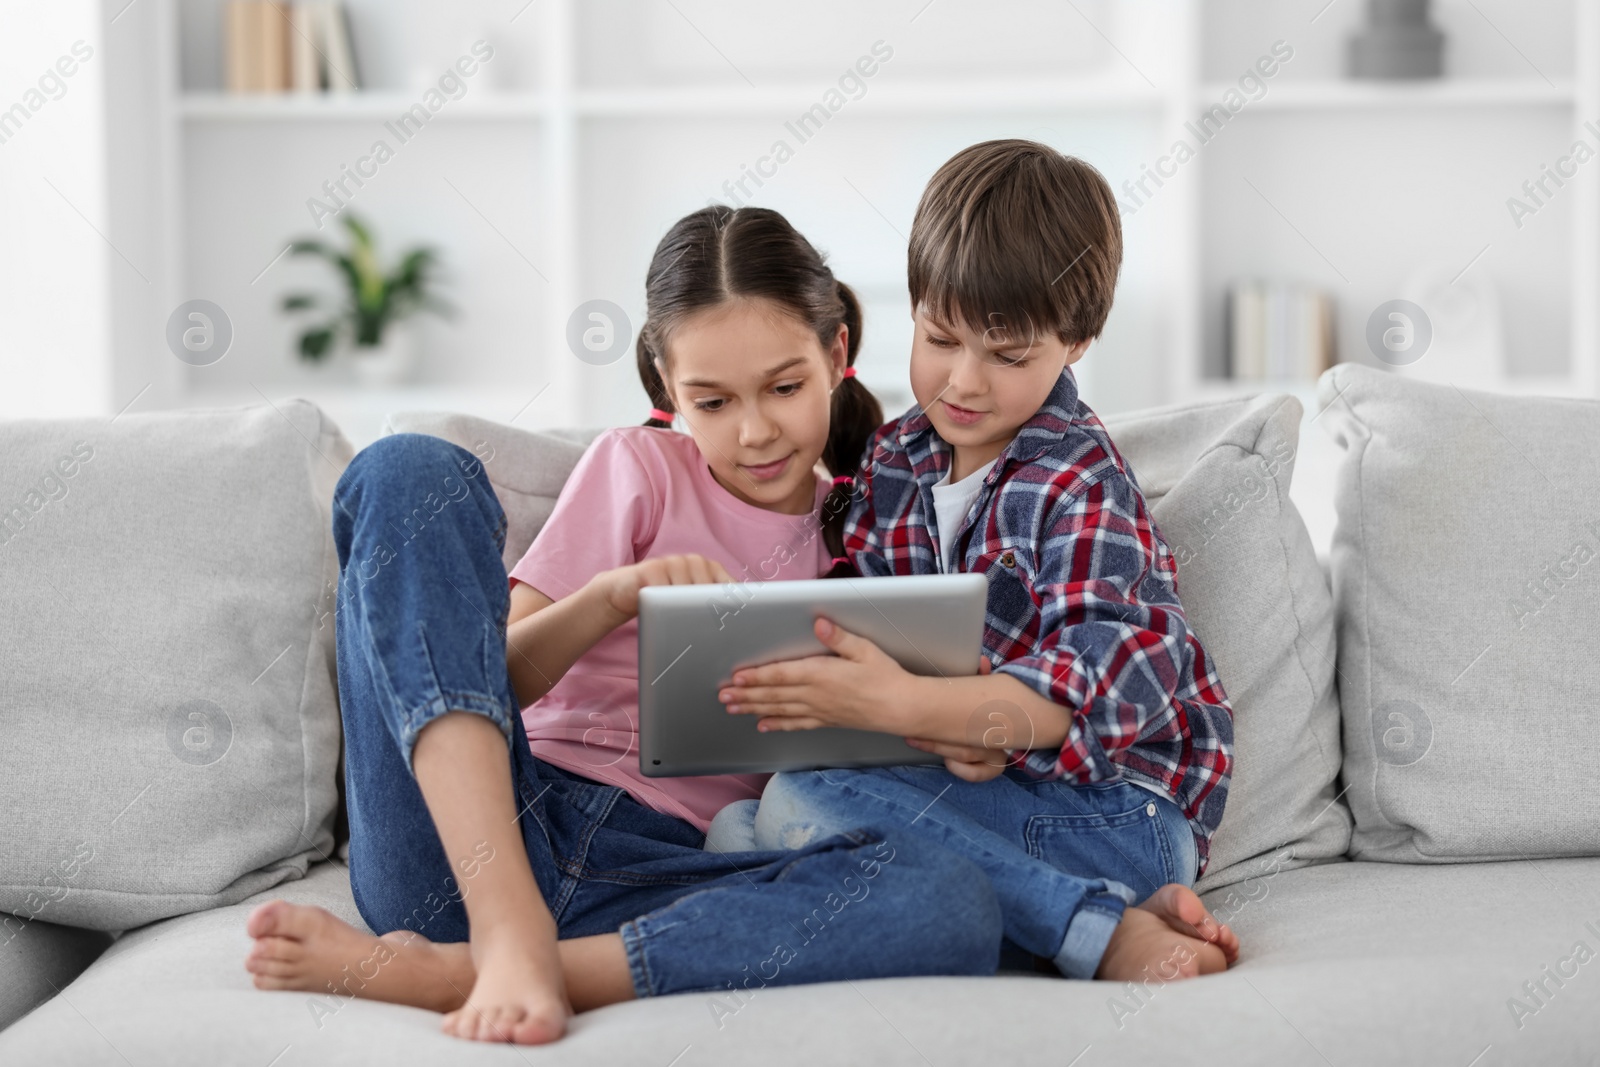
[240,205,1007,1046]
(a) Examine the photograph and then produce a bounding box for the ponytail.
[819,281,881,578]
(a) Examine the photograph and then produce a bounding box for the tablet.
[638,573,989,777]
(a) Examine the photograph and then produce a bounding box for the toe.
[246,901,327,943]
[248,935,302,963]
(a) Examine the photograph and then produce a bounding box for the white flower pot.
[351,325,418,387]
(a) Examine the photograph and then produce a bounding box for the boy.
[714,139,1238,982]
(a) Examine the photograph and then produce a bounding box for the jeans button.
[1146,802,1156,817]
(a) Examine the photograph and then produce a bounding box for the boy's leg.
[754,766,1206,979]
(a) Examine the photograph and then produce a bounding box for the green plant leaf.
[297,325,337,362]
[281,293,319,311]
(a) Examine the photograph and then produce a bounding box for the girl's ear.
[653,355,671,398]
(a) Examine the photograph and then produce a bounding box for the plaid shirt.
[842,369,1234,875]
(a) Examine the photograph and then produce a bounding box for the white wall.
[0,1,113,420]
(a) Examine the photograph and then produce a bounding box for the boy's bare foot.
[244,901,573,1044]
[444,914,572,1044]
[1138,883,1240,965]
[1094,896,1229,983]
[244,900,471,1013]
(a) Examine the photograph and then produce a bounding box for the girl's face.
[658,298,846,516]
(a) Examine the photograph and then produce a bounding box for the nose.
[946,349,987,399]
[738,403,781,450]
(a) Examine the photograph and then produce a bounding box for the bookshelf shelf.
[574,79,1165,117]
[179,91,548,119]
[1200,78,1577,111]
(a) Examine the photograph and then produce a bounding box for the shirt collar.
[895,367,1082,475]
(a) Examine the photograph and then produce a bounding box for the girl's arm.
[504,554,734,706]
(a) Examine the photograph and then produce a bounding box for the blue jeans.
[329,433,1004,999]
[706,765,1198,979]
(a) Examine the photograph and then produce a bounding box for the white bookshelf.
[142,0,1600,444]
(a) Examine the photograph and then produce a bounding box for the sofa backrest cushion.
[0,401,350,931]
[1319,364,1600,863]
[1104,394,1352,894]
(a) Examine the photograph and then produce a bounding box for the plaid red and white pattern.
[842,368,1234,875]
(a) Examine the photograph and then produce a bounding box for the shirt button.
[1000,551,1016,568]
[1146,802,1157,817]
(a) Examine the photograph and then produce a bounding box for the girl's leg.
[329,432,578,1042]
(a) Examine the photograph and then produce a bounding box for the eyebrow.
[677,356,809,389]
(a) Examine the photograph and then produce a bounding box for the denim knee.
[333,433,504,567]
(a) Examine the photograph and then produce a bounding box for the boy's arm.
[987,471,1222,784]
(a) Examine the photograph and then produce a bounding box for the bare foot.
[1138,883,1241,965]
[244,900,471,1013]
[1094,902,1228,983]
[440,914,573,1045]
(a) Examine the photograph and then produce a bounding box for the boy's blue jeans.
[706,766,1199,980]
[329,433,1004,999]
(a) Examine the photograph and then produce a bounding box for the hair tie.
[831,556,849,568]
[648,407,674,422]
[841,366,857,379]
[831,474,853,487]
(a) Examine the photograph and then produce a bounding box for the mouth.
[740,453,793,481]
[940,400,986,426]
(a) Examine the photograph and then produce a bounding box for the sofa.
[2,364,1597,1065]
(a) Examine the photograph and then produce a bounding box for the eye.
[995,354,1030,368]
[693,397,726,412]
[924,333,957,348]
[773,380,804,397]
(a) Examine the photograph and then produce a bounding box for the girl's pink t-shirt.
[506,426,832,833]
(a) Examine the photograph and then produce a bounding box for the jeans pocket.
[1022,785,1178,903]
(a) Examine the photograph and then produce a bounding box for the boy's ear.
[1063,338,1092,366]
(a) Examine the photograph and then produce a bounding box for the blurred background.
[2,0,1594,450]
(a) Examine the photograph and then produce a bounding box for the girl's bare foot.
[244,900,471,1013]
[1137,883,1241,965]
[245,901,572,1044]
[443,913,572,1044]
[1094,900,1229,983]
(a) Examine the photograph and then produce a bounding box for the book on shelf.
[1225,280,1335,383]
[223,1,360,93]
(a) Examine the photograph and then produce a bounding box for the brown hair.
[636,205,882,578]
[908,139,1123,348]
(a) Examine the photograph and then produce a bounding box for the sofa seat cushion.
[6,853,1595,1064]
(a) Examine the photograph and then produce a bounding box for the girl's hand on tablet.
[590,554,735,625]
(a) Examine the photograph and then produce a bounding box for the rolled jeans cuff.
[1052,880,1137,980]
[396,689,516,779]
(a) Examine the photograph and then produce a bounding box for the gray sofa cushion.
[1104,395,1351,893]
[0,401,351,931]
[0,914,114,1031]
[5,854,1597,1064]
[1319,364,1600,863]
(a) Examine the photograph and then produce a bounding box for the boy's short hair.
[908,139,1123,347]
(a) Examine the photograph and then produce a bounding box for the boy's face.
[908,304,1089,474]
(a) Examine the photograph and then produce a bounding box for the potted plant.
[280,213,452,386]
